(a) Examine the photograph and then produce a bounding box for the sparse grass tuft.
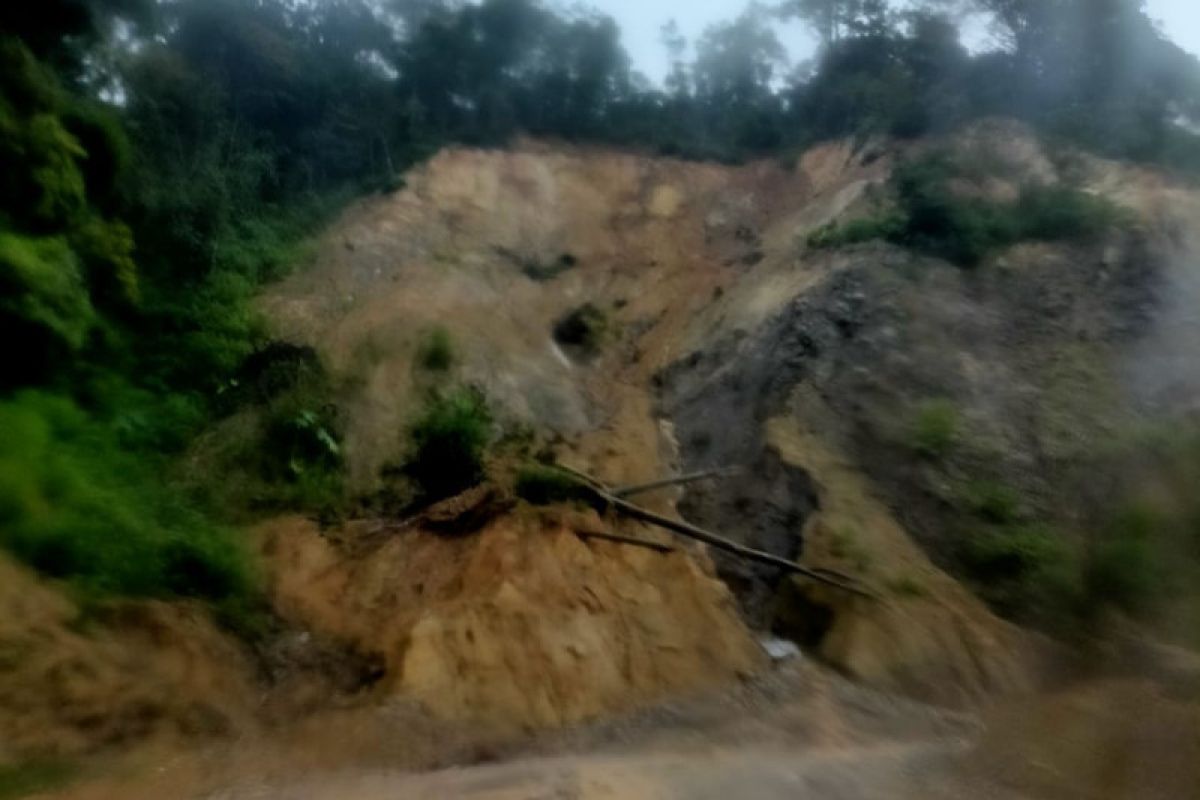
[910,399,960,459]
[416,326,455,372]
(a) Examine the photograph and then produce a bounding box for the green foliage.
[514,464,590,506]
[961,481,1022,525]
[0,233,95,383]
[962,524,1079,623]
[416,326,455,372]
[909,399,959,459]
[0,393,254,602]
[0,760,77,800]
[812,155,1124,265]
[407,387,493,502]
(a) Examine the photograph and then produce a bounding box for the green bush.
[0,392,254,603]
[514,464,590,506]
[910,399,959,459]
[407,387,493,502]
[416,326,455,372]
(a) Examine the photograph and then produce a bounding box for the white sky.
[586,0,1200,84]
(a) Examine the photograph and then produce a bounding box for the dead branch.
[554,463,877,599]
[612,467,742,498]
[577,530,676,553]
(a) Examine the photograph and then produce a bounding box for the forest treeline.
[1,0,1199,614]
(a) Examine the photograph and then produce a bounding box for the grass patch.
[407,387,493,502]
[909,399,960,459]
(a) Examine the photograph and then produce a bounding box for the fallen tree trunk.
[554,464,876,600]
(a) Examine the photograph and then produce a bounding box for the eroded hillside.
[250,119,1200,711]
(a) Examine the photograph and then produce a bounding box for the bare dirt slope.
[0,556,260,760]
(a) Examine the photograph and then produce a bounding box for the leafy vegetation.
[0,393,252,602]
[811,154,1123,265]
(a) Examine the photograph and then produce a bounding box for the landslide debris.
[256,508,766,731]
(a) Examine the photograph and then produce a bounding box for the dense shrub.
[407,387,493,502]
[810,154,1123,265]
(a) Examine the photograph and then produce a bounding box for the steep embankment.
[256,119,1200,707]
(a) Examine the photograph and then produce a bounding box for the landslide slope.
[260,120,1200,705]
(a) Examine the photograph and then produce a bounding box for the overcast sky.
[589,0,1200,84]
